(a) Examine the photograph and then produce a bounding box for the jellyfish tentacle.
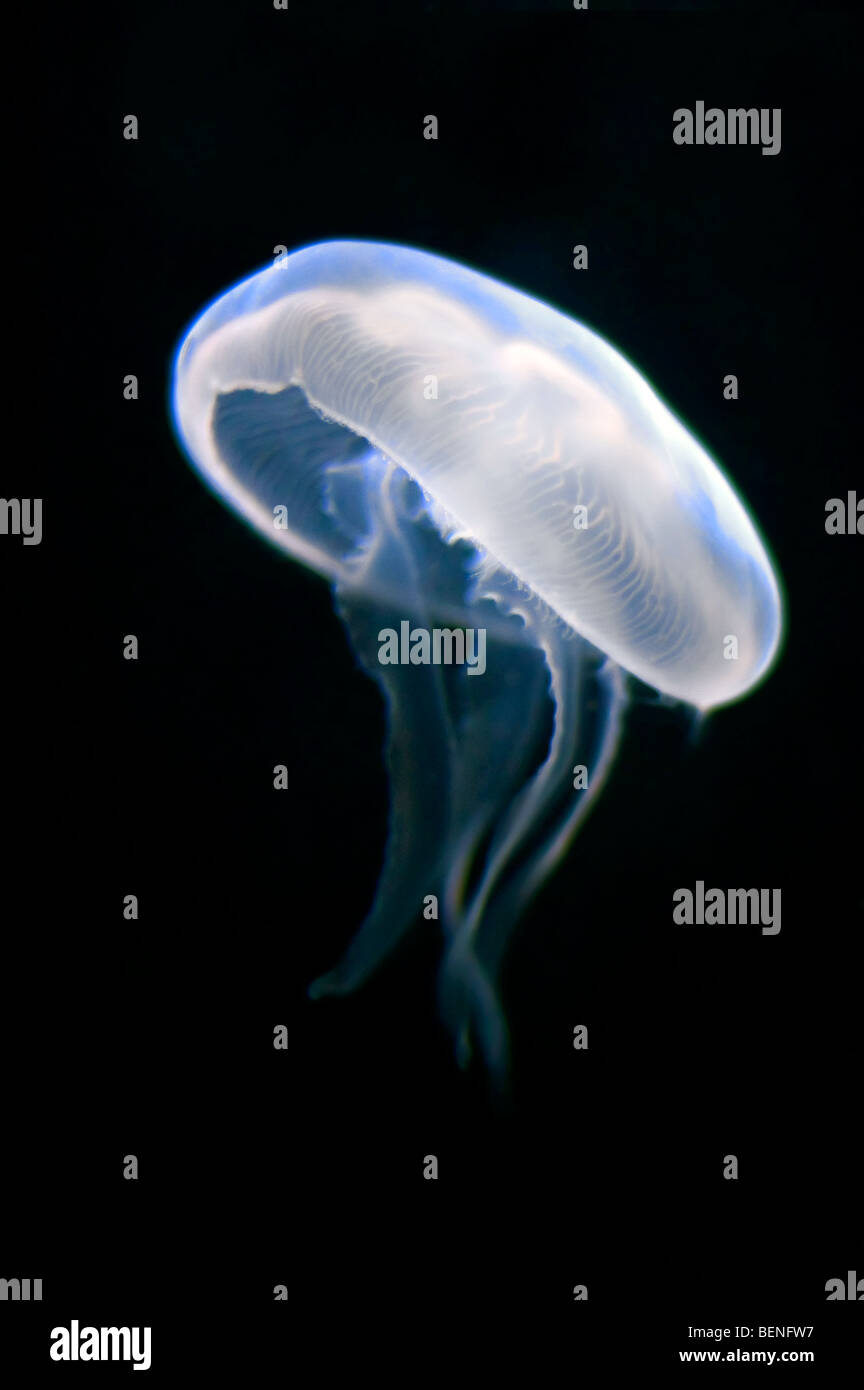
[438,647,628,1073]
[437,933,509,1081]
[474,655,628,990]
[306,605,450,998]
[309,462,460,998]
[433,603,557,1078]
[461,627,591,942]
[439,601,553,936]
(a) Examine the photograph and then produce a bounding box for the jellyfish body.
[171,240,783,1076]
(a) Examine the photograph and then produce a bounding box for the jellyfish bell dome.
[172,239,782,712]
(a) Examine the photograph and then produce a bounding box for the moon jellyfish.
[171,240,783,1078]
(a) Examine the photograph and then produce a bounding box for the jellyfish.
[170,240,783,1079]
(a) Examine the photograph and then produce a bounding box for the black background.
[5,0,861,1376]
